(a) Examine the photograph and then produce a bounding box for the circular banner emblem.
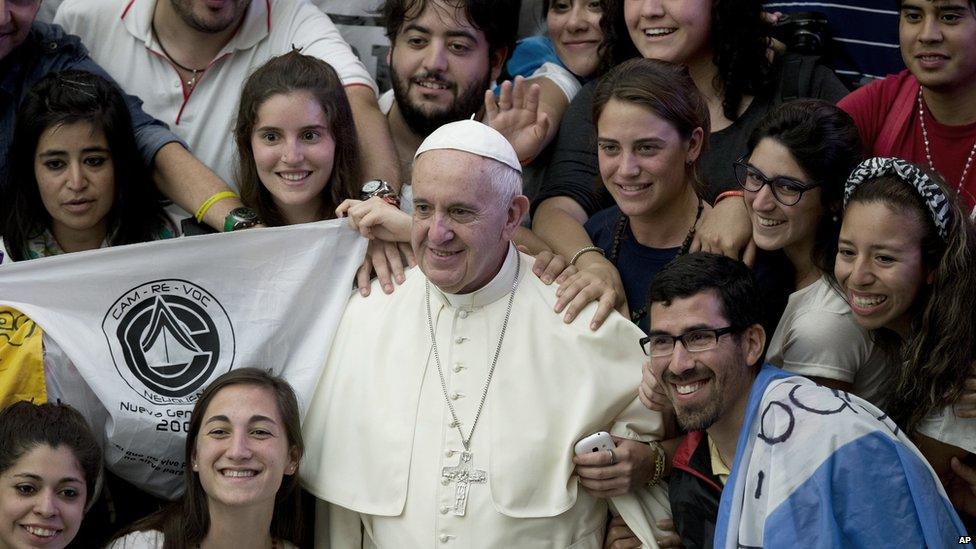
[102,280,235,404]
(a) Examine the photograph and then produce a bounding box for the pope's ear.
[503,195,529,239]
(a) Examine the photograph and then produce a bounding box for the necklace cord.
[608,196,704,323]
[149,21,207,75]
[425,256,521,451]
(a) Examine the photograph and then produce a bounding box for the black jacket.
[669,431,724,549]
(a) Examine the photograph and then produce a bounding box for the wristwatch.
[223,207,261,232]
[361,179,400,207]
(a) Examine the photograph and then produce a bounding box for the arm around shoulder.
[535,82,601,218]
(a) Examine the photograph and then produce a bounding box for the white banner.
[0,221,366,499]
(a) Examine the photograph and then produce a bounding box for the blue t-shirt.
[586,205,792,335]
[506,35,564,80]
[1,22,179,187]
[585,206,680,333]
[495,35,574,97]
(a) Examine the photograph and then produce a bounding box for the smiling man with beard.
[334,0,555,282]
[377,0,519,183]
[643,252,968,548]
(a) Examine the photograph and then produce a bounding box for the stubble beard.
[169,0,246,33]
[665,366,722,432]
[673,397,722,432]
[390,62,492,138]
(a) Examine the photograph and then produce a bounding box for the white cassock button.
[451,392,461,400]
[459,310,469,319]
[440,506,450,515]
[455,337,466,344]
[441,477,450,486]
[453,363,463,373]
[444,450,454,457]
[440,534,450,543]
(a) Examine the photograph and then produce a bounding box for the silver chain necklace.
[917,90,976,194]
[425,256,519,516]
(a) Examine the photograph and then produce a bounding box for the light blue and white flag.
[0,221,366,499]
[715,365,970,548]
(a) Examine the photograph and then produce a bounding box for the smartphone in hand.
[574,431,616,456]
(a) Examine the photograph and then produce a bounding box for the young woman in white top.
[109,369,304,549]
[836,158,976,520]
[738,99,890,404]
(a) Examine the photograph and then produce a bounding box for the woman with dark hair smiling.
[0,401,102,549]
[110,368,305,548]
[738,100,893,403]
[836,158,976,520]
[493,0,611,165]
[533,0,848,329]
[236,51,362,227]
[583,57,710,333]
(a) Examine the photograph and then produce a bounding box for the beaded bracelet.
[647,441,666,487]
[570,246,604,266]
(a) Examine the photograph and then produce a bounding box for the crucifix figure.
[440,450,486,516]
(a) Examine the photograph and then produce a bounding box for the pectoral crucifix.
[441,450,486,516]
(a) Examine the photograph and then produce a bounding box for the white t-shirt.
[766,276,892,405]
[109,530,298,549]
[918,406,976,454]
[107,530,164,549]
[54,0,376,191]
[529,61,582,103]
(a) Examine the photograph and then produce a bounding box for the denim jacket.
[0,21,182,187]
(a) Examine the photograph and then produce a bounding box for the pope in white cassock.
[301,120,671,548]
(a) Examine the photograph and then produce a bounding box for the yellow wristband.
[194,191,238,223]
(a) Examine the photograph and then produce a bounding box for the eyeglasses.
[640,326,738,357]
[733,160,818,206]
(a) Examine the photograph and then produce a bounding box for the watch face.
[230,207,259,222]
[362,180,382,194]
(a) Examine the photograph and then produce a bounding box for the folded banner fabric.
[0,306,45,408]
[0,221,366,499]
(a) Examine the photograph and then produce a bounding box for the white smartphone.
[574,431,616,456]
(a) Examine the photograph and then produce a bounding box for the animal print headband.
[843,157,951,240]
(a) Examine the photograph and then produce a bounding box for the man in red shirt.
[839,0,976,209]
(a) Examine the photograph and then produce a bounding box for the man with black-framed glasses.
[637,252,967,548]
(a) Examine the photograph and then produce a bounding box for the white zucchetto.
[414,120,522,173]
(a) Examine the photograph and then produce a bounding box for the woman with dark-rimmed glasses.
[736,99,895,403]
